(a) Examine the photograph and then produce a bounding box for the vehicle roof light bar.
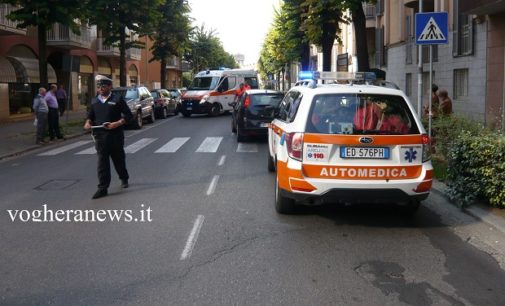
[297,71,377,85]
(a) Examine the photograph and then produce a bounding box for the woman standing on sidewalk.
[32,87,48,145]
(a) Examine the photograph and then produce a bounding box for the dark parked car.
[150,89,178,118]
[229,89,284,142]
[112,86,155,129]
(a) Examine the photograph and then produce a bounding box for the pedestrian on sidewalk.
[437,89,453,116]
[56,84,67,117]
[45,84,64,141]
[32,87,48,145]
[84,75,133,199]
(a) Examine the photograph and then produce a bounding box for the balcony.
[96,38,120,57]
[404,0,434,11]
[363,3,376,19]
[0,4,26,36]
[166,56,181,70]
[460,0,505,15]
[47,23,94,49]
[127,48,141,61]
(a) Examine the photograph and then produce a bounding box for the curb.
[0,131,89,161]
[431,180,505,235]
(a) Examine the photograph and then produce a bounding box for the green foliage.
[446,131,505,208]
[185,25,237,73]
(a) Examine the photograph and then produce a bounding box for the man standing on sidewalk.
[33,87,48,145]
[45,84,64,141]
[56,84,67,117]
[84,75,133,199]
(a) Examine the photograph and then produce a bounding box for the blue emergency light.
[298,71,319,80]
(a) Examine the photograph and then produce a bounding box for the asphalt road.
[1,114,505,305]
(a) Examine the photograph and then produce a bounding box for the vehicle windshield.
[150,92,160,98]
[305,94,419,135]
[188,77,220,90]
[112,89,138,101]
[250,94,283,107]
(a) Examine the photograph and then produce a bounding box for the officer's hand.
[84,121,92,130]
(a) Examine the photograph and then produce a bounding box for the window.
[278,91,300,122]
[305,94,419,135]
[454,69,468,99]
[453,0,473,56]
[227,76,236,89]
[422,72,436,97]
[421,45,438,63]
[405,15,414,65]
[375,27,385,67]
[405,73,412,97]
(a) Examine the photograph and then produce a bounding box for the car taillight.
[422,134,431,162]
[285,132,304,161]
[244,96,250,108]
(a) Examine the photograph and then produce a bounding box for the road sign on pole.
[415,12,448,45]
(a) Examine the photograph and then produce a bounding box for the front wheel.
[209,103,220,117]
[147,109,155,123]
[267,152,275,172]
[275,176,296,214]
[133,111,143,129]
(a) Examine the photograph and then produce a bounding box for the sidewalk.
[0,114,504,233]
[0,110,88,160]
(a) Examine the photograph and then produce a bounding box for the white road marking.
[180,215,205,260]
[236,143,258,153]
[206,175,220,196]
[125,138,157,154]
[155,137,190,153]
[196,137,223,153]
[125,115,177,138]
[75,146,96,155]
[38,140,92,156]
[218,155,226,166]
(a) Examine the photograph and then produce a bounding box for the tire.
[236,124,246,142]
[267,152,275,172]
[209,103,220,117]
[231,118,237,133]
[161,107,168,119]
[173,105,179,116]
[147,109,155,123]
[275,176,296,214]
[133,111,143,129]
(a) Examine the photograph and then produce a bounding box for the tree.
[347,0,373,71]
[0,0,87,86]
[87,0,164,86]
[185,25,237,73]
[301,0,345,71]
[150,0,192,87]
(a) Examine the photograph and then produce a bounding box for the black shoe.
[121,180,128,188]
[92,189,107,199]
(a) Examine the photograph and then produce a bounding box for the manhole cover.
[35,179,80,190]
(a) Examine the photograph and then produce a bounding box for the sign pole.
[417,0,423,119]
[428,45,433,138]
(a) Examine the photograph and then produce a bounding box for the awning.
[7,56,57,83]
[0,56,17,83]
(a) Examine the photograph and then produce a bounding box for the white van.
[180,69,258,117]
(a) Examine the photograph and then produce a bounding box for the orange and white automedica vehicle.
[180,69,258,117]
[268,72,433,214]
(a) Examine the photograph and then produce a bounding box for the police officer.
[84,75,133,199]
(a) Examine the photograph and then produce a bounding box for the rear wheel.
[236,124,246,142]
[161,107,168,119]
[231,118,237,133]
[398,199,421,215]
[275,176,296,214]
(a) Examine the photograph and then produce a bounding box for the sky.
[188,0,281,66]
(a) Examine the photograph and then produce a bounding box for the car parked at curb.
[112,86,155,129]
[150,89,178,118]
[229,89,284,142]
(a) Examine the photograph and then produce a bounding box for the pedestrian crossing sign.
[416,12,448,45]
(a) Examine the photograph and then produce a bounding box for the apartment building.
[0,4,185,123]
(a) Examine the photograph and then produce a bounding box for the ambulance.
[180,69,258,117]
[268,71,433,214]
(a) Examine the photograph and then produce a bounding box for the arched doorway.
[128,64,138,86]
[78,56,94,107]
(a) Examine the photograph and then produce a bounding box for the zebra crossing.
[37,136,260,156]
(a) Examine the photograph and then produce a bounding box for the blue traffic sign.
[415,12,448,45]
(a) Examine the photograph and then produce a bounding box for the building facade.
[0,4,184,123]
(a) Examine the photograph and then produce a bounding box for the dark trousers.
[35,112,48,142]
[48,108,62,139]
[57,99,66,116]
[94,131,129,190]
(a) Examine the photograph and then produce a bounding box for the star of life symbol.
[418,17,446,41]
[404,148,417,163]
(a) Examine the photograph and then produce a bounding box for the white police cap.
[95,74,112,86]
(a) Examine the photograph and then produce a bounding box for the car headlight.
[199,95,209,104]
